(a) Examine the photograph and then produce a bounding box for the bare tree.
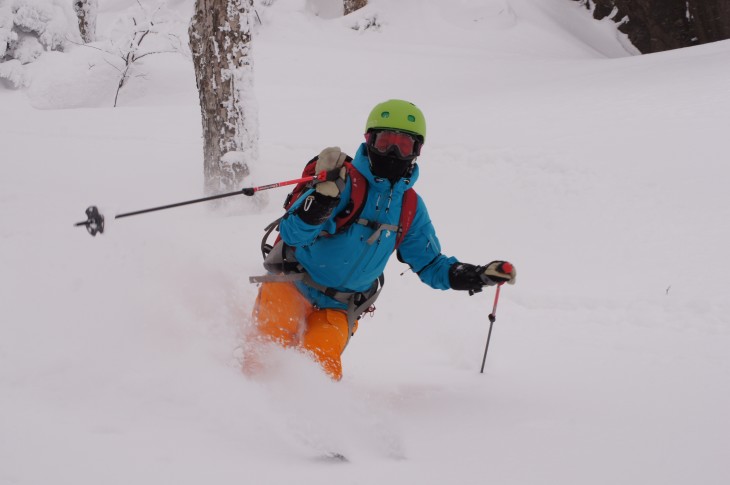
[73,0,98,43]
[344,0,367,15]
[73,2,185,107]
[189,0,257,195]
[107,14,182,107]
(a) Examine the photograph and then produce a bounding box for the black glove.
[296,191,340,225]
[449,261,516,294]
[295,147,347,226]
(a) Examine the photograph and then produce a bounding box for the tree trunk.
[73,0,98,43]
[189,0,257,195]
[344,0,368,16]
[689,0,730,46]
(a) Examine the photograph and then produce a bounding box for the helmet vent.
[381,111,390,118]
[407,115,416,122]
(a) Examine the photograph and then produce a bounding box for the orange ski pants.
[246,282,357,381]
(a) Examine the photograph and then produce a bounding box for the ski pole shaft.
[114,189,249,219]
[490,282,502,319]
[480,283,503,374]
[116,173,324,220]
[74,172,327,236]
[241,172,325,197]
[479,320,495,374]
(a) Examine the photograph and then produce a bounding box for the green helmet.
[365,99,426,142]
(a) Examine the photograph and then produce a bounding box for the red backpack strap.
[283,156,319,210]
[333,160,366,231]
[395,188,417,249]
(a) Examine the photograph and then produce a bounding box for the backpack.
[260,154,418,267]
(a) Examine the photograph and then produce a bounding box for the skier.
[246,99,516,380]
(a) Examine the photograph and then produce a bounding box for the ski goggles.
[366,130,421,159]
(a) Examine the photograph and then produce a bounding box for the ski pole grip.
[501,262,513,274]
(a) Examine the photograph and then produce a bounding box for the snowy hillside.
[2,1,729,484]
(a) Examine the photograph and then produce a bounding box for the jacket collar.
[352,143,420,194]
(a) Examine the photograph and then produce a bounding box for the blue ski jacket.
[280,143,458,310]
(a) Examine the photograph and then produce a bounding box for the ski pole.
[480,282,504,374]
[74,172,326,236]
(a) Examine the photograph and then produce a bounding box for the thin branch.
[135,0,162,20]
[151,1,164,18]
[133,28,161,35]
[114,62,133,107]
[65,37,127,62]
[137,29,151,45]
[134,49,177,60]
[103,57,124,74]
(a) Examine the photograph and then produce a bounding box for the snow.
[1,0,80,53]
[1,0,729,483]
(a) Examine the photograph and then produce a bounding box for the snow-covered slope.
[2,1,729,484]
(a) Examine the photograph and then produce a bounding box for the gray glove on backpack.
[314,147,347,197]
